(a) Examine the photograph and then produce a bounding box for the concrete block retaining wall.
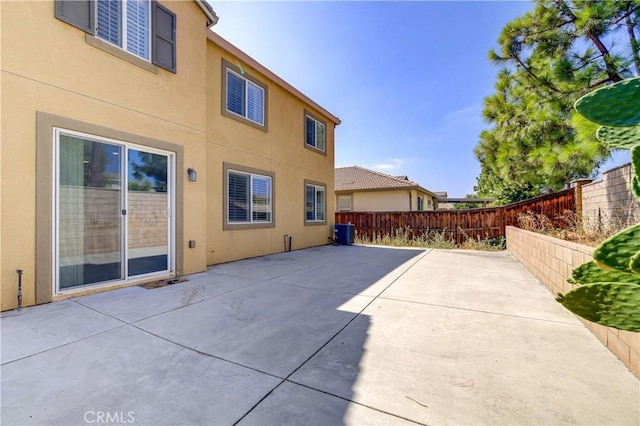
[506,226,639,378]
[581,163,640,231]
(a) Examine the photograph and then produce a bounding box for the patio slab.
[237,381,415,426]
[2,245,638,425]
[1,325,280,426]
[290,296,639,425]
[381,249,580,323]
[136,281,373,377]
[1,300,124,364]
[73,272,261,323]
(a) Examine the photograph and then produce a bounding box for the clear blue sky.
[210,1,630,197]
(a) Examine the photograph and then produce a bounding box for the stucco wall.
[1,0,209,309]
[1,0,338,310]
[353,191,410,212]
[581,163,640,231]
[205,43,336,265]
[337,189,436,212]
[506,226,639,378]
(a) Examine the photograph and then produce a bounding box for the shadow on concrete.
[1,245,425,425]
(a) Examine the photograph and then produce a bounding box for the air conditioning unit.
[334,224,355,245]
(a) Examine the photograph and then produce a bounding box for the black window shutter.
[152,1,177,73]
[55,0,95,34]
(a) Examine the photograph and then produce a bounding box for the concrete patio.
[2,246,639,425]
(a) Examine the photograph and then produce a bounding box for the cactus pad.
[632,146,640,200]
[557,282,640,331]
[631,250,640,275]
[574,77,640,127]
[596,125,640,149]
[593,224,640,272]
[569,261,640,285]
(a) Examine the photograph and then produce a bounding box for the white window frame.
[226,68,265,126]
[227,170,272,224]
[96,0,151,61]
[305,113,326,152]
[305,183,326,223]
[417,195,424,211]
[52,127,175,295]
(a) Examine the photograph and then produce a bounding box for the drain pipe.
[16,269,23,311]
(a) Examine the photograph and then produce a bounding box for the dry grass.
[354,226,505,251]
[516,210,626,247]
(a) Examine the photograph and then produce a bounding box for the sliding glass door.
[55,129,174,292]
[127,149,169,276]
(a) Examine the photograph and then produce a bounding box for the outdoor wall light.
[187,168,197,182]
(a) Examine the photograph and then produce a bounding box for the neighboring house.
[434,191,495,210]
[335,166,437,212]
[0,0,339,311]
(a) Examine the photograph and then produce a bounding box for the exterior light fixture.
[187,168,197,182]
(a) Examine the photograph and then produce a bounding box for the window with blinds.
[97,0,150,61]
[226,68,265,126]
[55,0,176,72]
[305,183,326,222]
[305,113,326,152]
[228,170,271,224]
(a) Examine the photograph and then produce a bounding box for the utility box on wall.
[334,224,355,245]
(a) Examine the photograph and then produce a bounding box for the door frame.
[45,123,178,296]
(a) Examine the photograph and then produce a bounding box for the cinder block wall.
[506,226,639,378]
[581,163,639,231]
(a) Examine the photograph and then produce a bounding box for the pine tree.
[476,0,640,204]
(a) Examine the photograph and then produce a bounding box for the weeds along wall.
[581,163,640,232]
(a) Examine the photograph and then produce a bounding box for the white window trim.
[226,68,265,126]
[305,183,326,223]
[227,170,272,224]
[52,127,175,295]
[96,0,151,62]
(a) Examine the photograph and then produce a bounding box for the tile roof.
[336,166,435,196]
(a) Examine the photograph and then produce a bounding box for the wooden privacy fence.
[335,188,575,244]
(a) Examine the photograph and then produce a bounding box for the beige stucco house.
[0,0,339,311]
[335,166,437,212]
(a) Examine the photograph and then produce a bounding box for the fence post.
[572,179,592,228]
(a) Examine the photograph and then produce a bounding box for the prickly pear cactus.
[574,77,640,127]
[557,77,640,332]
[592,224,640,273]
[596,125,640,149]
[569,261,640,285]
[557,283,640,332]
[633,146,640,200]
[631,251,640,275]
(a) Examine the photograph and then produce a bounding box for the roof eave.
[206,31,341,125]
[195,0,219,27]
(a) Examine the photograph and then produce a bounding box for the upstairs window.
[305,183,326,223]
[97,0,150,60]
[305,112,326,153]
[225,65,266,128]
[55,0,177,73]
